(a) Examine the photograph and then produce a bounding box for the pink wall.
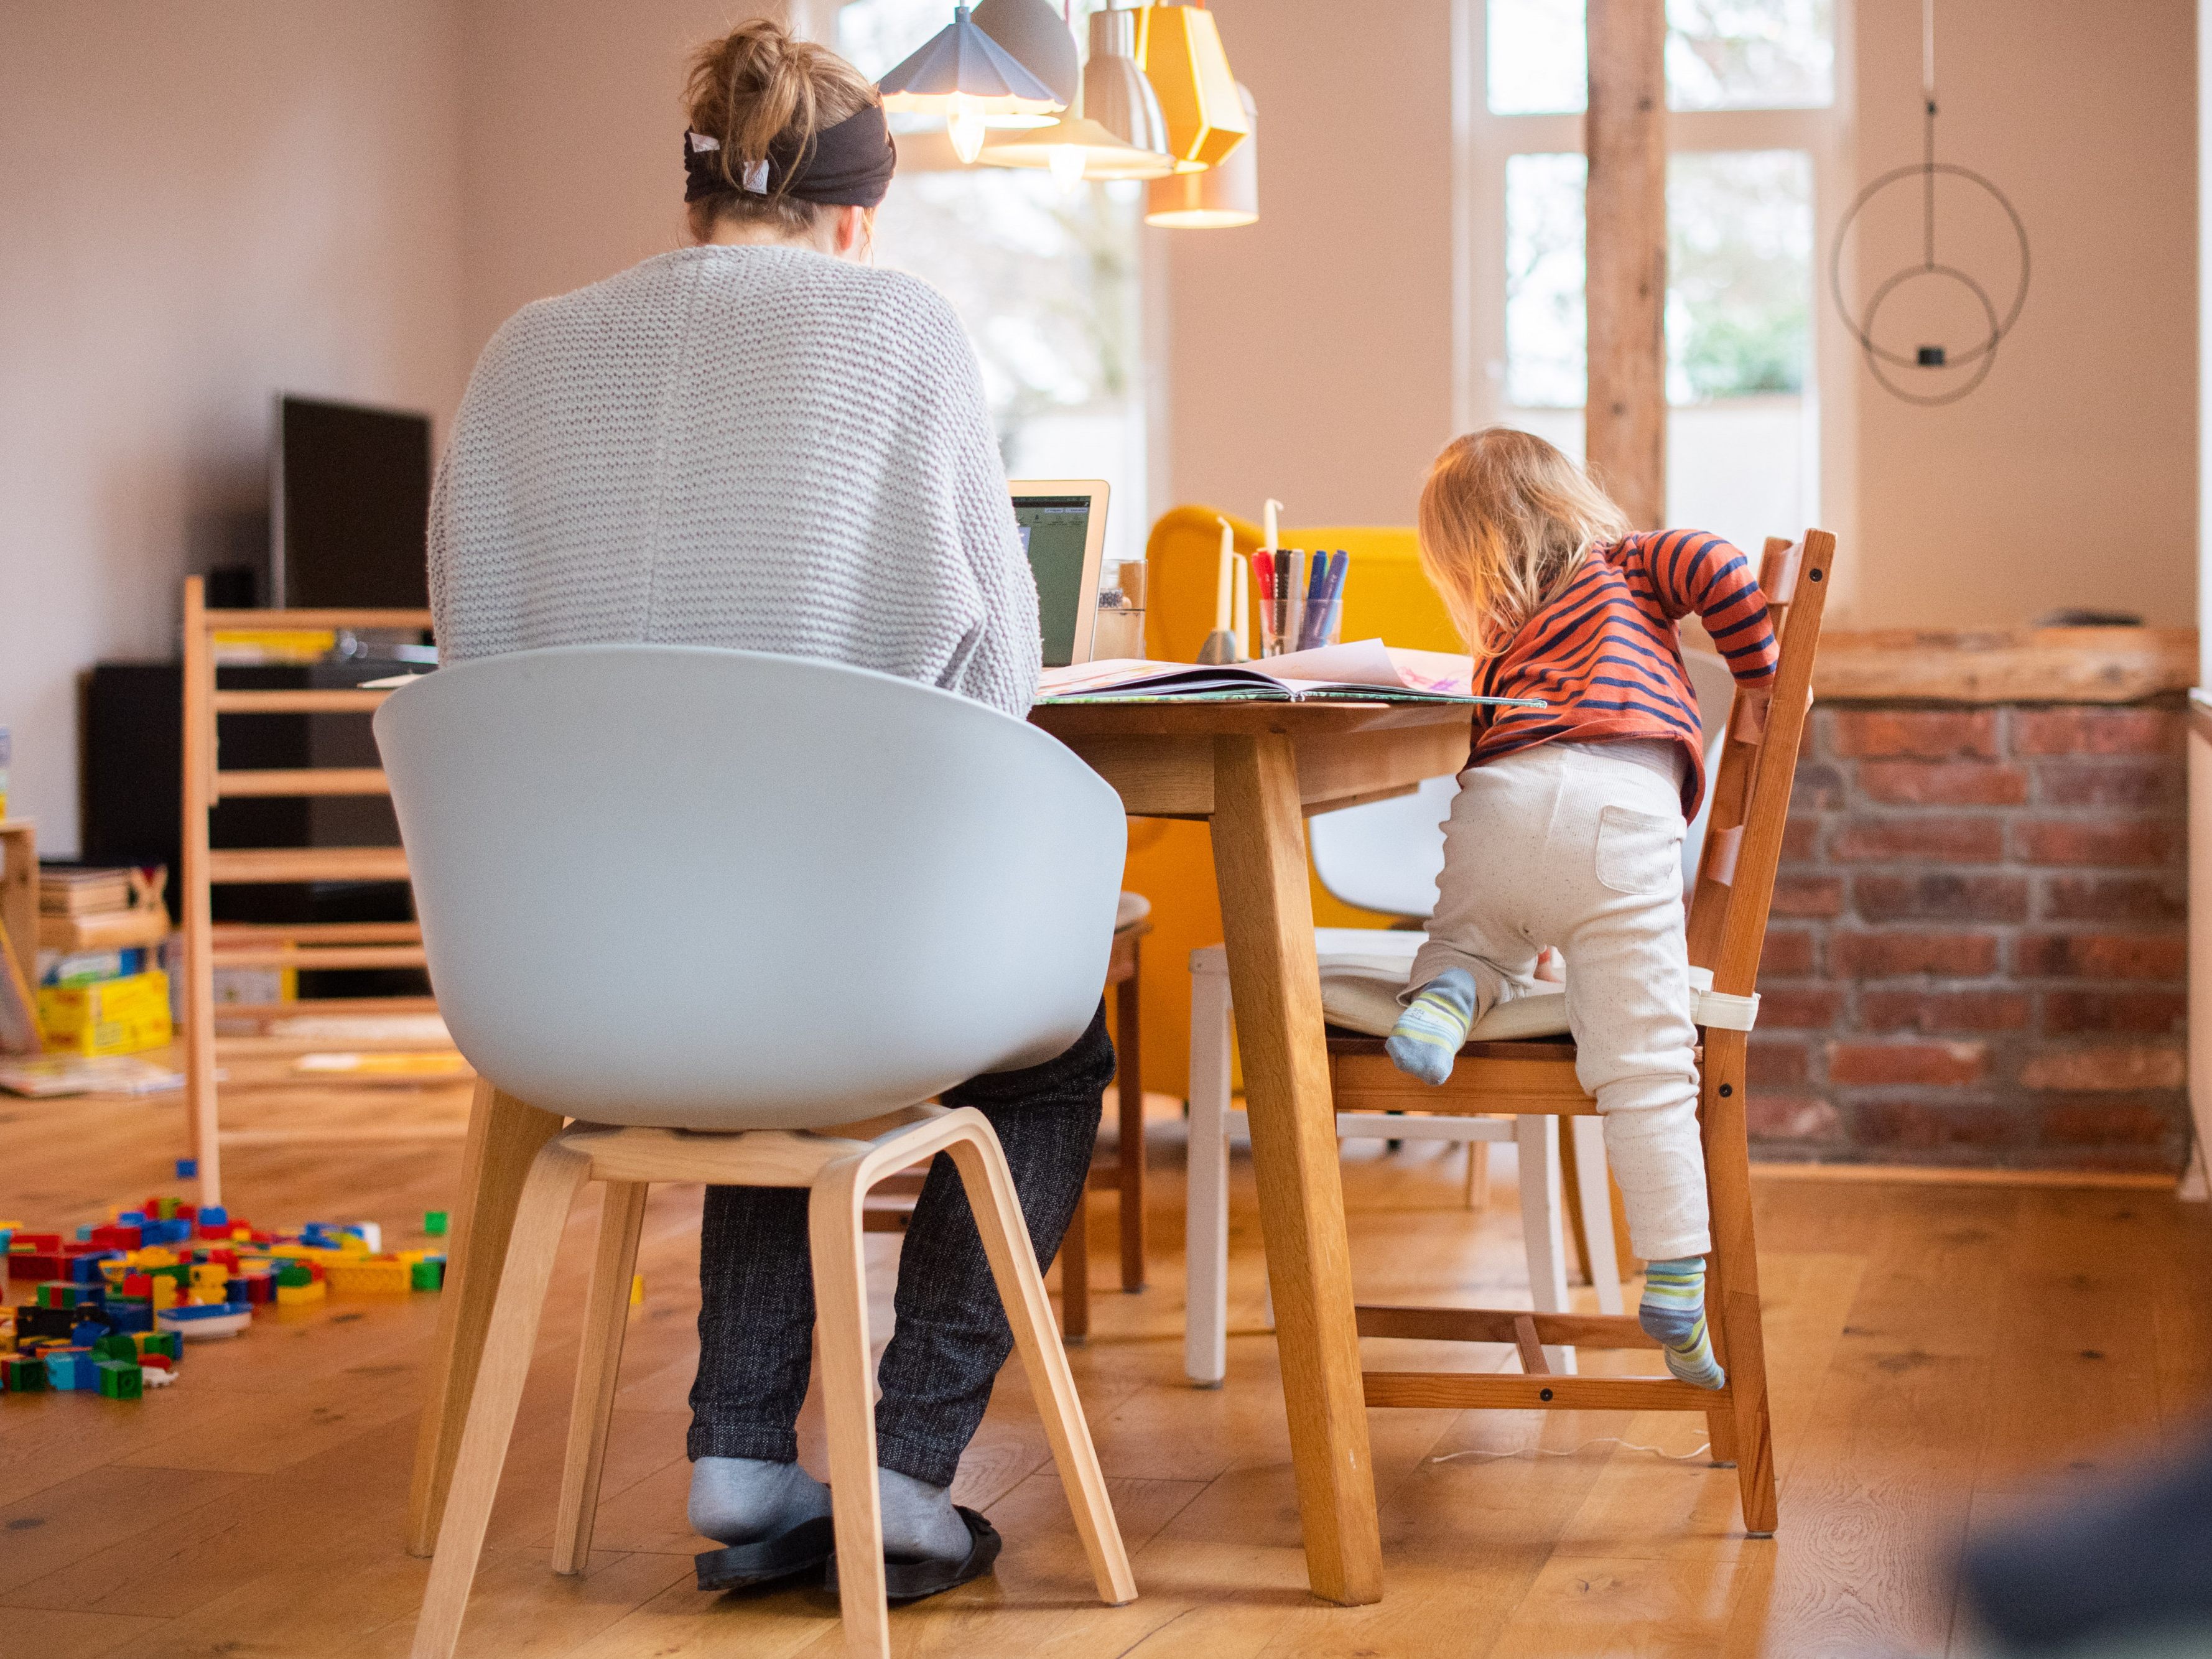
[0,2,467,855]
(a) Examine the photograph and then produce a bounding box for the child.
[1387,428,1778,1390]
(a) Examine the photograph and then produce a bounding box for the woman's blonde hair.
[1417,427,1633,657]
[684,19,880,239]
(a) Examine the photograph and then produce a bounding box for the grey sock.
[687,1455,832,1546]
[878,1466,970,1560]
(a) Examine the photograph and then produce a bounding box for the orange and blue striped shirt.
[1469,529,1779,816]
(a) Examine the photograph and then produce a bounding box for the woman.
[429,19,1113,1600]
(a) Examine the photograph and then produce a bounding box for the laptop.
[1010,480,1110,667]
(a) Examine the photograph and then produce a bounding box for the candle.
[1232,554,1250,659]
[1263,498,1282,551]
[1214,518,1235,632]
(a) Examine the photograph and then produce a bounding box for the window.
[1461,0,1847,557]
[837,0,1150,565]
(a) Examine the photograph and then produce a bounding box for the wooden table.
[405,699,1472,1609]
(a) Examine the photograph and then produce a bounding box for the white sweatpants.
[1409,741,1711,1261]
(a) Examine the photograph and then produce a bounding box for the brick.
[1857,761,2029,807]
[1829,930,1999,978]
[1747,1038,1810,1086]
[2019,1045,2185,1092]
[1854,873,2028,924]
[2036,1098,2185,1148]
[1829,818,2005,864]
[1793,762,1847,811]
[2036,760,2179,809]
[1832,710,1999,761]
[2014,932,2188,980]
[2012,708,2178,757]
[2013,820,2175,867]
[1760,987,1845,1029]
[1851,1099,2026,1150]
[2038,875,2186,924]
[1770,875,1846,918]
[2041,988,2188,1034]
[1747,1093,1841,1141]
[1857,989,2031,1034]
[1780,817,1820,865]
[1827,1040,1988,1086]
[1760,929,1817,977]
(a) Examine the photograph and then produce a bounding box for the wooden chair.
[1327,531,1835,1538]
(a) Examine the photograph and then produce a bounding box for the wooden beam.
[1584,0,1666,527]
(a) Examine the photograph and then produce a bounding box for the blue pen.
[1298,551,1328,650]
[1317,550,1349,646]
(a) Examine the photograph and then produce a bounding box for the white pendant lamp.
[878,5,1064,164]
[970,0,1080,108]
[978,4,1176,183]
[1146,81,1258,226]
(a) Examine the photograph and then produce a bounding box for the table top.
[1029,699,1475,740]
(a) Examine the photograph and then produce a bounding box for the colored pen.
[1273,555,1291,653]
[1297,550,1327,651]
[1317,550,1349,647]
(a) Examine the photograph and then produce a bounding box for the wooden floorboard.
[1,1071,2206,1656]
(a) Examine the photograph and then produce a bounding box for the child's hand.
[1534,947,1565,984]
[1386,969,1478,1085]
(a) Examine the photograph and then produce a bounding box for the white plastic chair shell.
[374,644,1126,1130]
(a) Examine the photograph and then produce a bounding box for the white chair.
[1183,650,1738,1387]
[377,644,1136,1659]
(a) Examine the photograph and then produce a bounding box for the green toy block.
[96,1359,143,1400]
[91,1332,137,1362]
[410,1257,446,1291]
[134,1330,182,1362]
[275,1263,315,1288]
[35,1282,84,1309]
[2,1355,45,1392]
[424,1211,448,1238]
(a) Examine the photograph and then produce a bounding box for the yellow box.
[37,970,172,1056]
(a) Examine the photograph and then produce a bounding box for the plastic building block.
[175,1158,198,1179]
[158,1303,250,1340]
[134,1329,182,1361]
[3,1355,45,1392]
[17,1304,77,1341]
[91,1332,137,1362]
[95,1359,142,1400]
[42,1349,91,1390]
[36,1283,86,1309]
[631,1274,644,1307]
[326,1259,409,1295]
[410,1258,446,1291]
[140,1362,176,1387]
[90,1224,141,1252]
[424,1211,449,1237]
[103,1296,152,1333]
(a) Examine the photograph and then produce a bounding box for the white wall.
[0,2,467,855]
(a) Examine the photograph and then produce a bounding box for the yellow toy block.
[275,1280,327,1306]
[149,1278,179,1312]
[137,1248,179,1268]
[630,1274,644,1307]
[325,1258,410,1295]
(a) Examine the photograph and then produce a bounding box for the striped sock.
[1385,969,1478,1085]
[1640,1257,1726,1390]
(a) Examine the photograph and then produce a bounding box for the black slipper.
[825,1506,1001,1603]
[694,1513,836,1593]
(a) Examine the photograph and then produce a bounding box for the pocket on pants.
[1594,804,1683,896]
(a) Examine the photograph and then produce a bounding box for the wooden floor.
[3,1061,2209,1659]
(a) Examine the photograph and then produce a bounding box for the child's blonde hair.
[1418,427,1633,658]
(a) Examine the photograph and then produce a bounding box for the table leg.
[407,1077,565,1557]
[1115,946,1146,1292]
[1208,732,1383,1606]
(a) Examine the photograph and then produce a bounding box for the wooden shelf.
[1814,626,2196,704]
[38,906,171,953]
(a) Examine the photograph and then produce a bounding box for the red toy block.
[9,1253,65,1281]
[11,1234,62,1253]
[90,1225,142,1251]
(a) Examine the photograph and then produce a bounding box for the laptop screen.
[1013,493,1096,668]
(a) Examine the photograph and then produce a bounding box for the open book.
[1039,639,1543,707]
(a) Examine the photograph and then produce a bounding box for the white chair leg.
[411,1140,593,1659]
[1514,1116,1576,1375]
[552,1178,649,1575]
[1184,960,1233,1387]
[1569,1117,1624,1316]
[944,1118,1135,1607]
[808,1164,892,1659]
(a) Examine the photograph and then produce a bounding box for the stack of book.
[35,865,172,1057]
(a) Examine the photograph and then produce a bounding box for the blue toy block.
[104,1296,152,1333]
[68,1254,115,1285]
[197,1206,228,1229]
[175,1158,197,1179]
[42,1351,91,1390]
[70,1319,111,1347]
[75,1225,95,1242]
[117,1211,145,1227]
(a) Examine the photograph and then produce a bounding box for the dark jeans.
[687,1002,1114,1488]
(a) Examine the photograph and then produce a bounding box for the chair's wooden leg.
[1060,1180,1091,1342]
[410,1138,592,1659]
[944,1118,1136,1607]
[1185,963,1232,1387]
[1609,1168,1643,1280]
[1463,1139,1490,1210]
[1702,1033,1777,1533]
[552,1179,649,1575]
[1570,1118,1624,1316]
[808,1163,892,1659]
[1515,1116,1575,1374]
[408,1081,567,1558]
[1557,1117,1595,1289]
[1115,947,1146,1293]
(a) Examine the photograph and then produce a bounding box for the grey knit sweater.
[428,244,1041,717]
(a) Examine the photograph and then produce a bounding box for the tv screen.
[272,395,432,608]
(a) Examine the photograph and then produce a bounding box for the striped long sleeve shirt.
[1469,529,1780,816]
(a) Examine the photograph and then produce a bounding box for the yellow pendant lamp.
[1146,82,1257,227]
[978,4,1176,184]
[1135,1,1250,172]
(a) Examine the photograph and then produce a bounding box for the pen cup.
[1094,559,1147,660]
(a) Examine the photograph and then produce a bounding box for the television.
[271,394,432,609]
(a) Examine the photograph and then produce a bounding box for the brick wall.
[1752,699,2191,1170]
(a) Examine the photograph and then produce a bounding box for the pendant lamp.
[978,4,1176,183]
[878,6,1063,164]
[1146,81,1258,227]
[970,0,1080,109]
[1136,1,1249,171]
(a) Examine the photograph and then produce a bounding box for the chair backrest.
[1309,646,1739,918]
[1685,531,1837,995]
[373,646,1127,1130]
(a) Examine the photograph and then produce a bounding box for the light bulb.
[947,93,987,166]
[1048,142,1087,193]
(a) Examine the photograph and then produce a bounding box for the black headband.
[684,105,896,209]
